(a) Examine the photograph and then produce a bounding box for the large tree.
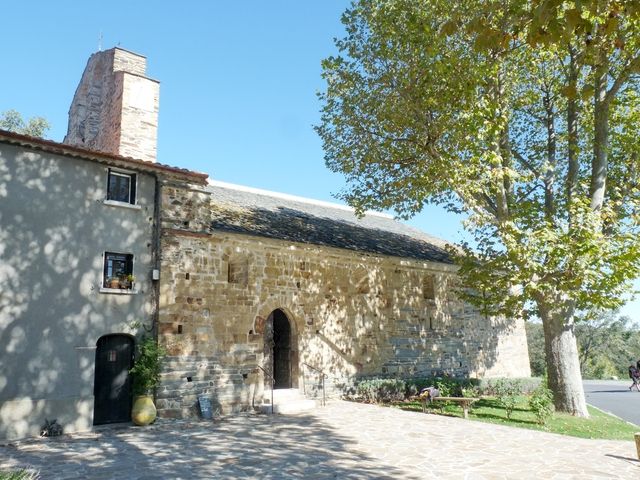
[317,0,640,416]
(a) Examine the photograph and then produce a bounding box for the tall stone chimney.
[64,47,159,163]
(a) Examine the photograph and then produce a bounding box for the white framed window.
[102,251,136,291]
[106,169,137,205]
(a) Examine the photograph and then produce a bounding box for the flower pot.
[131,395,157,426]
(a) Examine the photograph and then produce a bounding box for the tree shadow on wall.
[0,147,155,439]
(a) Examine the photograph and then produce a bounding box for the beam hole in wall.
[186,376,192,382]
[185,272,190,280]
[248,330,253,335]
[177,325,183,334]
[183,220,190,228]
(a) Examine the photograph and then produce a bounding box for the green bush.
[356,378,406,403]
[0,470,39,480]
[529,379,554,425]
[491,378,522,419]
[480,377,538,395]
[406,377,479,398]
[129,336,166,395]
[461,386,480,398]
[354,376,480,403]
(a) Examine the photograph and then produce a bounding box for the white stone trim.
[102,199,142,210]
[99,287,139,295]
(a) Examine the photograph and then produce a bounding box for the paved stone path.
[1,400,638,479]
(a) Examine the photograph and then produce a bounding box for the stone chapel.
[60,45,532,417]
[0,47,530,438]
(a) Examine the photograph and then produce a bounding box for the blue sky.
[2,1,638,320]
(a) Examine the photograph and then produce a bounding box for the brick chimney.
[64,47,159,163]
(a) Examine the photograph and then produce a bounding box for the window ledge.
[99,287,139,295]
[103,199,142,210]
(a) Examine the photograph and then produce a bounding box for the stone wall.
[64,47,159,163]
[156,183,531,418]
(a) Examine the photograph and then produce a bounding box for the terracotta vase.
[131,395,157,426]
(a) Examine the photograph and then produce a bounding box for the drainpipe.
[150,175,163,409]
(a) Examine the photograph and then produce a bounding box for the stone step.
[259,388,318,414]
[258,398,318,415]
[270,388,308,401]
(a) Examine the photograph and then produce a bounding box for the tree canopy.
[0,109,50,138]
[317,0,640,415]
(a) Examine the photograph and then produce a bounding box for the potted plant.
[129,335,166,426]
[120,274,135,289]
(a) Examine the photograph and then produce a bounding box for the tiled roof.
[206,181,452,263]
[0,129,208,184]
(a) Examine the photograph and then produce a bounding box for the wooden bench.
[421,396,479,419]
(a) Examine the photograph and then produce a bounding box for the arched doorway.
[265,309,294,389]
[93,334,134,425]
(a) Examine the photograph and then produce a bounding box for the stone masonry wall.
[156,183,531,417]
[64,47,159,163]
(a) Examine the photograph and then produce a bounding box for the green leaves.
[0,109,50,138]
[130,336,166,395]
[318,0,640,323]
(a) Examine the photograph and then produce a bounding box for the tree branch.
[512,148,541,177]
[605,51,640,105]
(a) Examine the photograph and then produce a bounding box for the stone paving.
[1,400,639,479]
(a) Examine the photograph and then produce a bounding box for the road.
[583,379,640,426]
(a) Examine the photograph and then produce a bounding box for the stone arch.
[254,302,302,390]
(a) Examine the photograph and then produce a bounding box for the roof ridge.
[206,179,394,219]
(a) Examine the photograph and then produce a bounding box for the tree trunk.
[536,296,589,417]
[566,46,579,217]
[590,56,609,212]
[543,88,556,221]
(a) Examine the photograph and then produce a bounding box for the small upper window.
[423,274,436,301]
[107,169,136,204]
[103,252,134,289]
[227,257,248,286]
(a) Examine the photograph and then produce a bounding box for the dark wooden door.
[273,310,291,389]
[94,334,134,425]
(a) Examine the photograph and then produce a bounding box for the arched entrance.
[265,309,297,389]
[93,334,134,425]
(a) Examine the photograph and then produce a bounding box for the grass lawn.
[390,396,639,441]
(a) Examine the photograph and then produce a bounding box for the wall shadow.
[0,144,155,439]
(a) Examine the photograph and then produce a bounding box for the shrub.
[0,470,39,480]
[529,379,554,425]
[491,378,522,419]
[129,336,166,395]
[355,378,406,403]
[461,386,480,398]
[406,377,479,398]
[480,377,536,395]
